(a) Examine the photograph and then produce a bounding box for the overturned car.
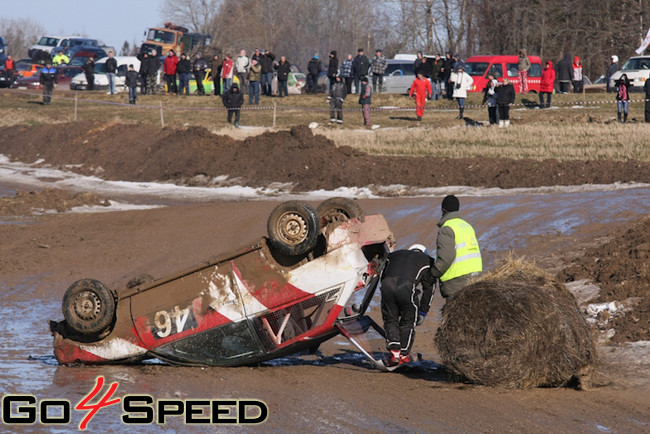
[50,199,396,368]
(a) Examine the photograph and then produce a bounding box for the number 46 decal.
[152,306,198,339]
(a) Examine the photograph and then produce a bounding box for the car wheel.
[267,201,320,256]
[317,197,364,226]
[62,279,116,336]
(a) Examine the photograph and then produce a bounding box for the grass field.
[2,88,648,161]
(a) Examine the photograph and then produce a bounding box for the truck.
[139,22,211,56]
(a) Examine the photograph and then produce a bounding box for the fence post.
[273,101,277,128]
[74,92,78,122]
[159,101,164,128]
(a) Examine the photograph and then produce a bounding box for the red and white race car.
[50,199,400,369]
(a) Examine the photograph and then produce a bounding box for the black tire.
[62,279,116,336]
[267,201,320,256]
[317,197,364,226]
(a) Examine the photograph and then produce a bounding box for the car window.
[385,63,414,76]
[528,63,542,77]
[147,29,176,44]
[465,62,489,76]
[621,58,650,70]
[38,37,60,47]
[94,63,106,73]
[488,64,503,78]
[117,64,128,76]
[506,63,519,77]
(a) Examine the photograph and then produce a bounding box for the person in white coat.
[450,65,473,119]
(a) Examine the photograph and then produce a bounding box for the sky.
[3,0,165,50]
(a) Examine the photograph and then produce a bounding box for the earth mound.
[0,188,108,215]
[0,122,649,191]
[558,216,650,343]
[435,259,596,389]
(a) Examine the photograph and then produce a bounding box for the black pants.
[43,84,53,104]
[139,75,147,94]
[539,92,552,108]
[488,106,498,124]
[380,277,419,354]
[372,74,383,92]
[227,109,240,124]
[307,73,319,93]
[498,104,510,120]
[645,100,650,122]
[559,81,570,93]
[165,74,177,93]
[85,73,94,90]
[444,76,453,99]
[194,71,205,95]
[344,77,353,94]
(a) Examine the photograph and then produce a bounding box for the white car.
[608,56,650,92]
[70,56,142,92]
[28,35,85,57]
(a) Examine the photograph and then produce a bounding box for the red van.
[464,55,542,93]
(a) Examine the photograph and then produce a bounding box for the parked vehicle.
[11,65,83,90]
[50,199,398,369]
[14,59,44,78]
[464,55,542,93]
[69,50,107,67]
[608,56,650,92]
[378,59,416,94]
[70,56,141,91]
[0,36,7,63]
[139,22,210,57]
[28,35,85,57]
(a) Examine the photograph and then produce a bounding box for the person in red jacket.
[409,73,432,120]
[163,50,179,94]
[539,60,555,108]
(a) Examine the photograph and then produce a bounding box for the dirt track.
[0,123,649,431]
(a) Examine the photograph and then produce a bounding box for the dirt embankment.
[0,122,649,191]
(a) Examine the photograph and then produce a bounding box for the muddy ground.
[0,123,649,431]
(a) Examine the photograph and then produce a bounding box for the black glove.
[416,311,427,326]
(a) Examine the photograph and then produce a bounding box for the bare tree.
[161,0,223,33]
[0,18,45,59]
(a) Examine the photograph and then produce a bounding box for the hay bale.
[435,258,596,389]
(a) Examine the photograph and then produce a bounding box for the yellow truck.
[139,22,210,56]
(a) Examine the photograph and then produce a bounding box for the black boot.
[617,112,621,122]
[624,112,628,123]
[457,108,464,119]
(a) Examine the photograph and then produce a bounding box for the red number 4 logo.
[75,376,121,430]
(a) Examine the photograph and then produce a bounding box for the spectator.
[557,53,572,94]
[82,57,95,91]
[442,51,454,99]
[352,48,370,94]
[177,53,192,96]
[358,76,372,126]
[138,52,148,94]
[415,55,432,81]
[39,63,57,104]
[615,74,631,123]
[371,49,388,93]
[259,49,275,96]
[212,55,222,96]
[163,49,178,95]
[248,58,262,104]
[340,54,354,94]
[221,53,234,93]
[3,55,15,85]
[222,82,244,127]
[496,77,515,127]
[275,56,291,98]
[307,54,322,94]
[327,50,339,89]
[125,64,139,104]
[539,61,555,108]
[235,49,250,95]
[105,51,118,95]
[606,55,620,93]
[328,74,347,124]
[52,50,69,66]
[414,51,424,75]
[409,72,432,121]
[517,49,531,94]
[481,74,499,125]
[193,52,208,95]
[572,56,583,93]
[431,54,444,100]
[450,64,473,119]
[146,50,159,95]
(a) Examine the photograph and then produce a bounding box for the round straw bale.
[435,260,596,389]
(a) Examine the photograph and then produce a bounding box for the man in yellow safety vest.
[430,195,482,298]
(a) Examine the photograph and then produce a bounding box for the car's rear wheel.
[62,279,116,336]
[317,197,364,226]
[267,201,320,256]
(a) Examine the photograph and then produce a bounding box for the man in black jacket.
[327,50,338,90]
[176,53,192,95]
[193,52,208,95]
[145,50,159,95]
[138,52,149,94]
[222,83,244,127]
[352,48,369,94]
[39,63,57,104]
[496,78,515,127]
[307,54,322,94]
[442,51,454,99]
[82,57,95,91]
[105,51,118,94]
[380,245,435,366]
[259,50,275,96]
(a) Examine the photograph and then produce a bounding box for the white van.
[378,59,416,94]
[70,56,142,92]
[608,56,650,92]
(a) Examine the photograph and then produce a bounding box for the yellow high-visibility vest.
[440,218,482,282]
